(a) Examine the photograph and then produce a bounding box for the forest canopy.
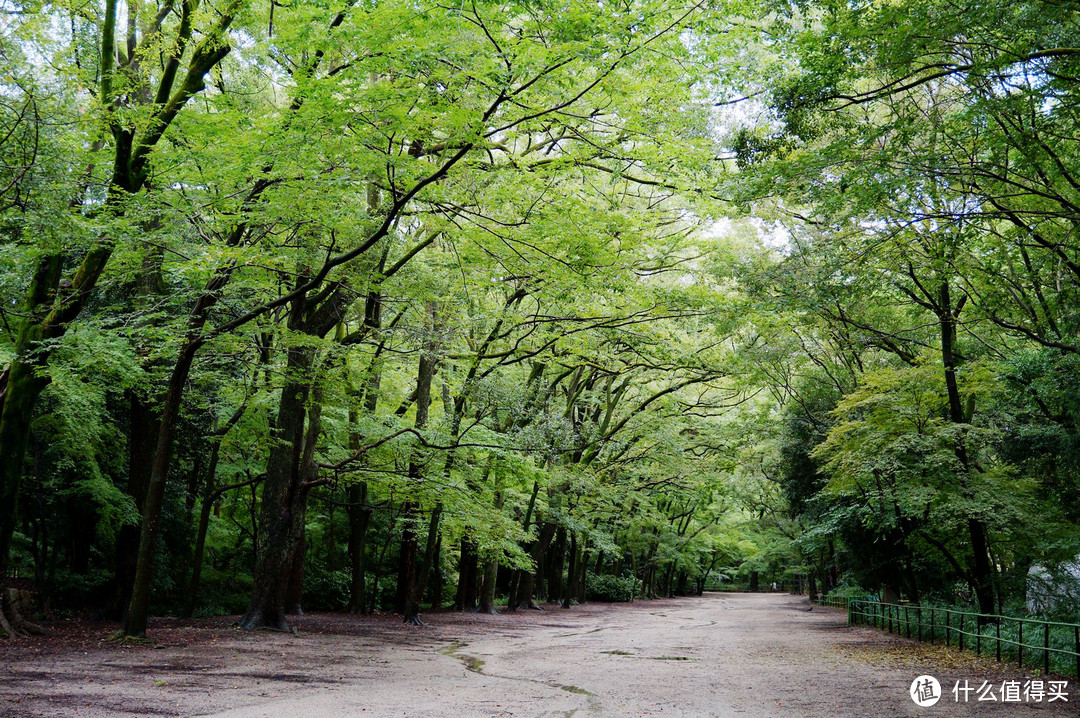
[1,0,1079,638]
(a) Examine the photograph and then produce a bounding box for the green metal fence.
[814,595,1080,678]
[814,594,852,610]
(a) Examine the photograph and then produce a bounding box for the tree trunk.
[562,531,578,609]
[234,277,349,631]
[348,482,371,614]
[428,535,443,608]
[938,280,996,619]
[348,286,384,615]
[455,538,479,611]
[662,564,675,597]
[182,453,218,620]
[283,512,308,616]
[475,554,498,615]
[512,521,557,610]
[476,490,503,615]
[236,341,317,631]
[110,392,159,619]
[395,506,419,616]
[575,544,588,604]
[404,504,441,624]
[548,527,565,604]
[0,256,62,584]
[400,315,438,625]
[183,446,261,620]
[123,342,200,637]
[534,560,546,603]
[507,481,541,613]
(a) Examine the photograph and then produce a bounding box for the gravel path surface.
[1,592,1075,717]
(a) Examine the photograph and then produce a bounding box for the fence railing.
[814,594,853,610]
[814,595,1080,678]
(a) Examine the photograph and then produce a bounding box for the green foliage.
[585,573,639,603]
[303,564,351,613]
[194,567,254,617]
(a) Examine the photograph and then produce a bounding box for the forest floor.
[0,592,1075,717]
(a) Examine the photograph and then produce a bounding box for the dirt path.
[1,592,1075,717]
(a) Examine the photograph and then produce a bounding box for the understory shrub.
[303,564,350,611]
[586,573,638,602]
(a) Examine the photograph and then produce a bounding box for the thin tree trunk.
[455,539,479,611]
[428,535,443,608]
[395,505,419,615]
[938,280,995,619]
[283,510,308,616]
[183,471,262,618]
[123,342,200,637]
[513,521,556,610]
[236,339,317,631]
[348,482,371,614]
[348,285,384,614]
[562,531,578,609]
[576,543,588,604]
[400,305,438,625]
[182,442,224,619]
[507,480,541,613]
[405,504,441,624]
[476,489,503,615]
[111,391,159,620]
[548,527,565,604]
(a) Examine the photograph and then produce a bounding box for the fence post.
[917,607,922,642]
[959,613,965,651]
[930,608,935,645]
[946,611,950,648]
[1074,625,1079,678]
[1019,621,1024,668]
[1045,623,1051,676]
[997,620,1001,662]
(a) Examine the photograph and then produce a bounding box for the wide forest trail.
[1,592,1074,717]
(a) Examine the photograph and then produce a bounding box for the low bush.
[303,565,350,611]
[586,573,638,602]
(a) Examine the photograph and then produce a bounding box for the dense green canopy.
[1,0,1079,637]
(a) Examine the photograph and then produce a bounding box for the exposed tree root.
[1,588,46,639]
[473,606,499,616]
[104,630,154,645]
[0,604,16,640]
[233,611,294,634]
[403,615,427,626]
